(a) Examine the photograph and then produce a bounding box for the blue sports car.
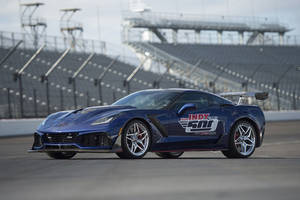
[30,89,267,159]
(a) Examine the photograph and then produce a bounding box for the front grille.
[45,145,77,149]
[41,132,112,148]
[79,133,112,147]
[44,132,78,143]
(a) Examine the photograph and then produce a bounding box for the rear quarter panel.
[223,105,265,148]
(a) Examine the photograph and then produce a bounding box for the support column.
[279,32,284,45]
[18,75,24,118]
[172,29,178,44]
[60,88,64,110]
[7,88,12,118]
[217,31,223,44]
[33,89,37,117]
[259,32,265,45]
[273,82,280,111]
[123,26,129,42]
[293,91,297,110]
[195,30,201,44]
[86,91,90,107]
[238,31,244,45]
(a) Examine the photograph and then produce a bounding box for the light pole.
[41,47,71,114]
[14,44,45,117]
[124,57,148,94]
[94,55,119,105]
[69,53,94,109]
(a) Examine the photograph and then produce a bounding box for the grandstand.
[0,31,196,119]
[123,11,300,111]
[0,5,300,119]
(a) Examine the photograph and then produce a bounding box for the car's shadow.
[43,156,299,161]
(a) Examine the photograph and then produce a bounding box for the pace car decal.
[179,113,218,133]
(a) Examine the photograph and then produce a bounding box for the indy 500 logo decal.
[179,113,218,133]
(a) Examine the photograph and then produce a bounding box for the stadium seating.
[0,46,197,118]
[145,42,300,108]
[1,41,299,118]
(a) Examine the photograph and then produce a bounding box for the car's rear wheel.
[116,120,151,159]
[155,152,184,159]
[222,121,256,158]
[46,152,76,159]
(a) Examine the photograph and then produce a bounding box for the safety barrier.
[1,111,300,137]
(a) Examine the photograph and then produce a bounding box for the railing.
[0,87,97,119]
[122,11,300,46]
[0,30,145,69]
[122,11,287,28]
[21,17,47,26]
[122,27,300,46]
[0,30,106,54]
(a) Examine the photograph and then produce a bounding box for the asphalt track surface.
[1,121,300,200]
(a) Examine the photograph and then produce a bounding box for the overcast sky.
[0,0,300,48]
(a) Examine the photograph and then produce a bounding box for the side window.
[208,94,231,106]
[172,92,209,111]
[208,95,223,107]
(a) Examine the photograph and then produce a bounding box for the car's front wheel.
[222,120,256,158]
[46,152,77,159]
[155,152,184,159]
[116,120,151,159]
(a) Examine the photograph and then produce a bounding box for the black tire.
[116,120,151,159]
[222,120,256,158]
[155,152,184,159]
[46,152,77,159]
[115,152,128,159]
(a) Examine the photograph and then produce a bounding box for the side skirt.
[151,148,228,153]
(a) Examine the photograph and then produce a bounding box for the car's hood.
[38,105,135,132]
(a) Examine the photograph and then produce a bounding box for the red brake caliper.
[137,126,142,139]
[137,127,144,149]
[234,131,239,140]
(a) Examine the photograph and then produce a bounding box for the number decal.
[179,113,218,134]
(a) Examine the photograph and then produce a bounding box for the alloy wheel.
[234,123,256,156]
[125,122,150,156]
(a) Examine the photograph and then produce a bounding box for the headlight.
[91,116,115,126]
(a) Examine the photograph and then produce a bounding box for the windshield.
[112,90,181,109]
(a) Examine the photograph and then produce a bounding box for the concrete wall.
[0,118,44,137]
[264,111,300,121]
[0,111,300,137]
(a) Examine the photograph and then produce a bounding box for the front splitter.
[28,148,122,153]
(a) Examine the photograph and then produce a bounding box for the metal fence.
[122,11,300,46]
[0,31,106,54]
[0,87,120,119]
[122,27,300,46]
[122,11,287,28]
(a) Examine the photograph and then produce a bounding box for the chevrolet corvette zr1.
[29,89,267,159]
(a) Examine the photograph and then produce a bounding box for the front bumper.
[29,132,122,153]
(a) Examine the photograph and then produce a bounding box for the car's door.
[164,91,231,148]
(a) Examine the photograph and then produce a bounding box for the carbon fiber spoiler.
[219,92,268,104]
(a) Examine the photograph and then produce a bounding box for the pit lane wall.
[0,111,300,137]
[0,118,44,137]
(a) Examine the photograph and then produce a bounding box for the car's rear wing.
[219,92,268,105]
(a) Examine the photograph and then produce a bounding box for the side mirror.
[177,103,196,115]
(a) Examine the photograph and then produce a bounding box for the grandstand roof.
[124,12,290,33]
